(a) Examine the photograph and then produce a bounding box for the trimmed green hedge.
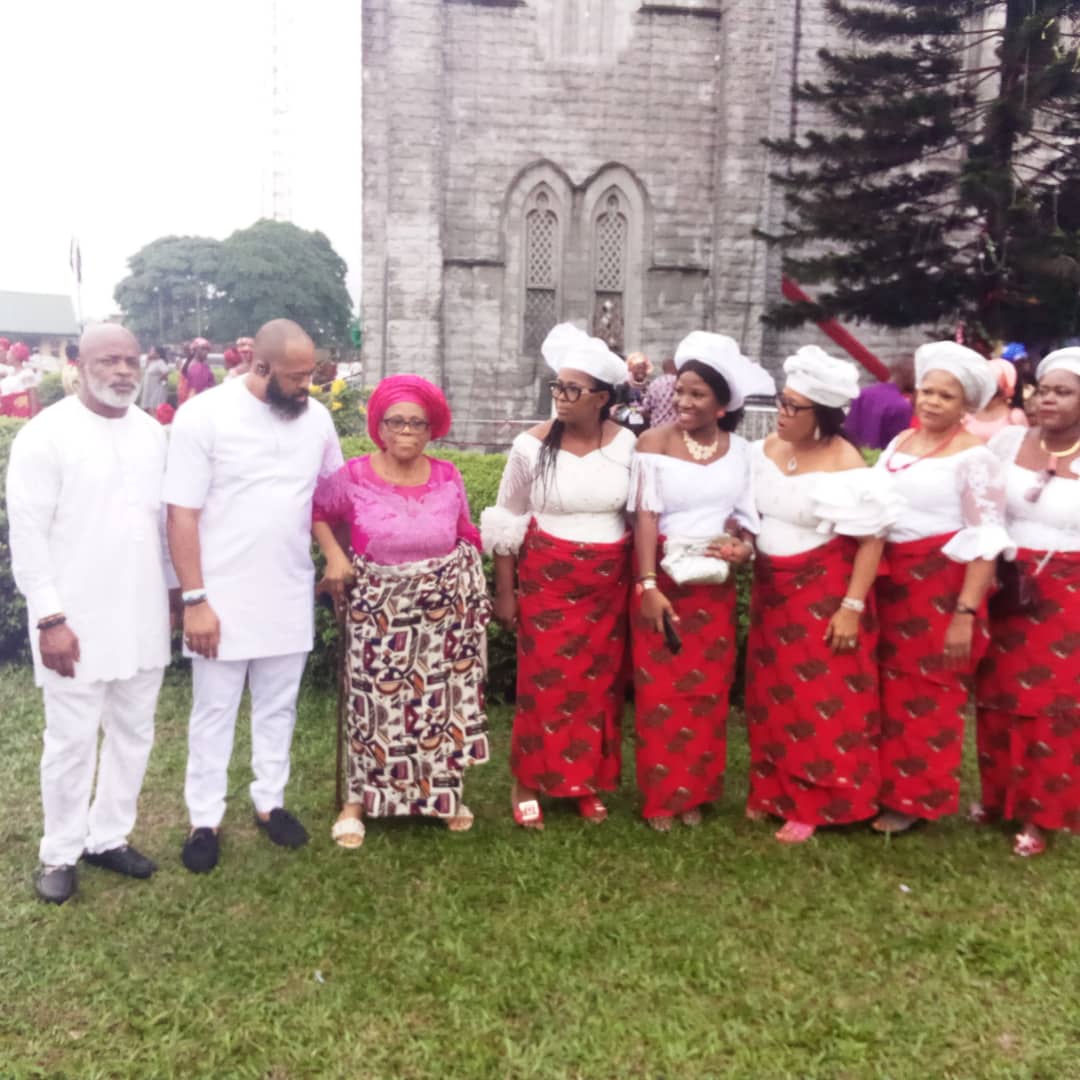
[0,418,30,664]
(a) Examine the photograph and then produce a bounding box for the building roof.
[0,291,79,337]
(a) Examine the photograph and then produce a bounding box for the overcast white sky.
[1,0,362,321]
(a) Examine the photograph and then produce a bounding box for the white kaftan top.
[751,442,903,557]
[163,377,344,661]
[6,396,173,687]
[628,434,757,538]
[874,436,1015,561]
[480,427,635,554]
[990,426,1080,553]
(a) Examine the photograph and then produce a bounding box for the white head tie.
[914,341,996,410]
[783,345,861,408]
[541,323,628,387]
[673,331,776,410]
[1037,347,1080,384]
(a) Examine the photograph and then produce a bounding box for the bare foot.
[648,815,674,833]
[680,809,703,827]
[775,820,815,844]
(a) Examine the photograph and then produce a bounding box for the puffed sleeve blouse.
[480,427,636,555]
[873,436,1015,562]
[312,454,480,566]
[628,433,758,538]
[751,441,904,558]
[990,426,1080,553]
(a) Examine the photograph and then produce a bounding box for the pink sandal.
[776,821,816,844]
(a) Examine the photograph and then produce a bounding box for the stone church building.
[361,0,918,448]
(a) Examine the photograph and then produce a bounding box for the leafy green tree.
[764,1,1080,350]
[114,220,352,346]
[113,236,222,344]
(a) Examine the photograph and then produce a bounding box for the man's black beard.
[266,373,309,420]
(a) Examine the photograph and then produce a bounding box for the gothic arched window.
[523,187,561,357]
[591,189,629,353]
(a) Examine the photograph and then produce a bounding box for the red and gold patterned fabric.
[510,524,631,797]
[632,550,737,819]
[876,533,990,820]
[746,537,881,825]
[976,549,1080,830]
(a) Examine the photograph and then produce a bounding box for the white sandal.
[446,806,475,833]
[331,816,366,849]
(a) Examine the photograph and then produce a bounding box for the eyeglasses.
[775,394,816,417]
[548,380,602,403]
[382,416,430,433]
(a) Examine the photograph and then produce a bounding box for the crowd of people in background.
[7,313,1080,909]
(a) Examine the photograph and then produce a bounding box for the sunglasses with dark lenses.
[548,380,602,403]
[382,416,431,433]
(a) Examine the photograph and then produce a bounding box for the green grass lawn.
[2,663,1080,1079]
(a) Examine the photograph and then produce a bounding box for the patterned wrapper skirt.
[977,549,1080,830]
[511,524,632,797]
[876,533,989,820]
[344,541,491,818]
[632,544,737,819]
[746,537,881,825]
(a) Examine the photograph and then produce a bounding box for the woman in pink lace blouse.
[312,375,491,849]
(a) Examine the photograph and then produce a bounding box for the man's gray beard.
[86,373,139,410]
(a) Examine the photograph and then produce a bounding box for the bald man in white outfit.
[165,319,343,873]
[7,324,176,904]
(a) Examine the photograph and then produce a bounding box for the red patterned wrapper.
[746,537,881,825]
[510,524,631,797]
[977,549,1080,830]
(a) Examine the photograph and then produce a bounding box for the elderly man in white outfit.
[7,324,175,904]
[165,318,343,873]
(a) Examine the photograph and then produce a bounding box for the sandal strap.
[331,818,366,839]
[514,799,542,825]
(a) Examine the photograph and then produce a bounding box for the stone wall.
[362,0,928,448]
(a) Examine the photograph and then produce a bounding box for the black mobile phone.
[662,610,682,655]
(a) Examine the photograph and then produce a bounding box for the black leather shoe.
[34,864,77,904]
[181,827,220,873]
[82,844,157,879]
[255,808,309,849]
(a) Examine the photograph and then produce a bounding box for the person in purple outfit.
[844,355,915,450]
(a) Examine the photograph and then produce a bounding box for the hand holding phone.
[662,610,682,655]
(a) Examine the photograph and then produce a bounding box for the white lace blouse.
[752,442,903,557]
[873,436,1015,562]
[989,426,1080,553]
[628,434,757,539]
[480,427,635,554]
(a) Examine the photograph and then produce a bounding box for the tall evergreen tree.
[765,1,1080,349]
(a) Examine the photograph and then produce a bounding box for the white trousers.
[184,652,308,828]
[39,667,164,867]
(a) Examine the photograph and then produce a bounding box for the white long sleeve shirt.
[163,377,344,661]
[6,396,174,687]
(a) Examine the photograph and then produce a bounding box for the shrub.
[0,418,30,664]
[36,373,65,408]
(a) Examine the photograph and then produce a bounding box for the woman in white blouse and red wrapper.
[629,332,774,831]
[871,342,1014,834]
[976,347,1080,857]
[482,324,634,830]
[747,347,901,843]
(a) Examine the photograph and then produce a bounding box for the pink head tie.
[367,374,452,449]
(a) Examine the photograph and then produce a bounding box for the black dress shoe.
[255,808,309,849]
[34,864,77,904]
[82,844,157,879]
[181,827,220,873]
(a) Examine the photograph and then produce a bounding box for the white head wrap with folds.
[673,331,776,410]
[783,345,861,408]
[541,323,628,387]
[914,341,996,410]
[1037,347,1080,383]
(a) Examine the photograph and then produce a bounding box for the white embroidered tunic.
[989,426,1080,553]
[627,434,757,537]
[751,442,903,558]
[873,436,1015,561]
[6,396,174,687]
[481,428,635,555]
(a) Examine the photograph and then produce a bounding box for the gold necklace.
[1039,434,1080,458]
[682,428,719,461]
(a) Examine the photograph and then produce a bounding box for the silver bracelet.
[181,588,208,607]
[840,596,865,613]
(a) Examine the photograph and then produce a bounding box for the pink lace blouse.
[312,455,481,565]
